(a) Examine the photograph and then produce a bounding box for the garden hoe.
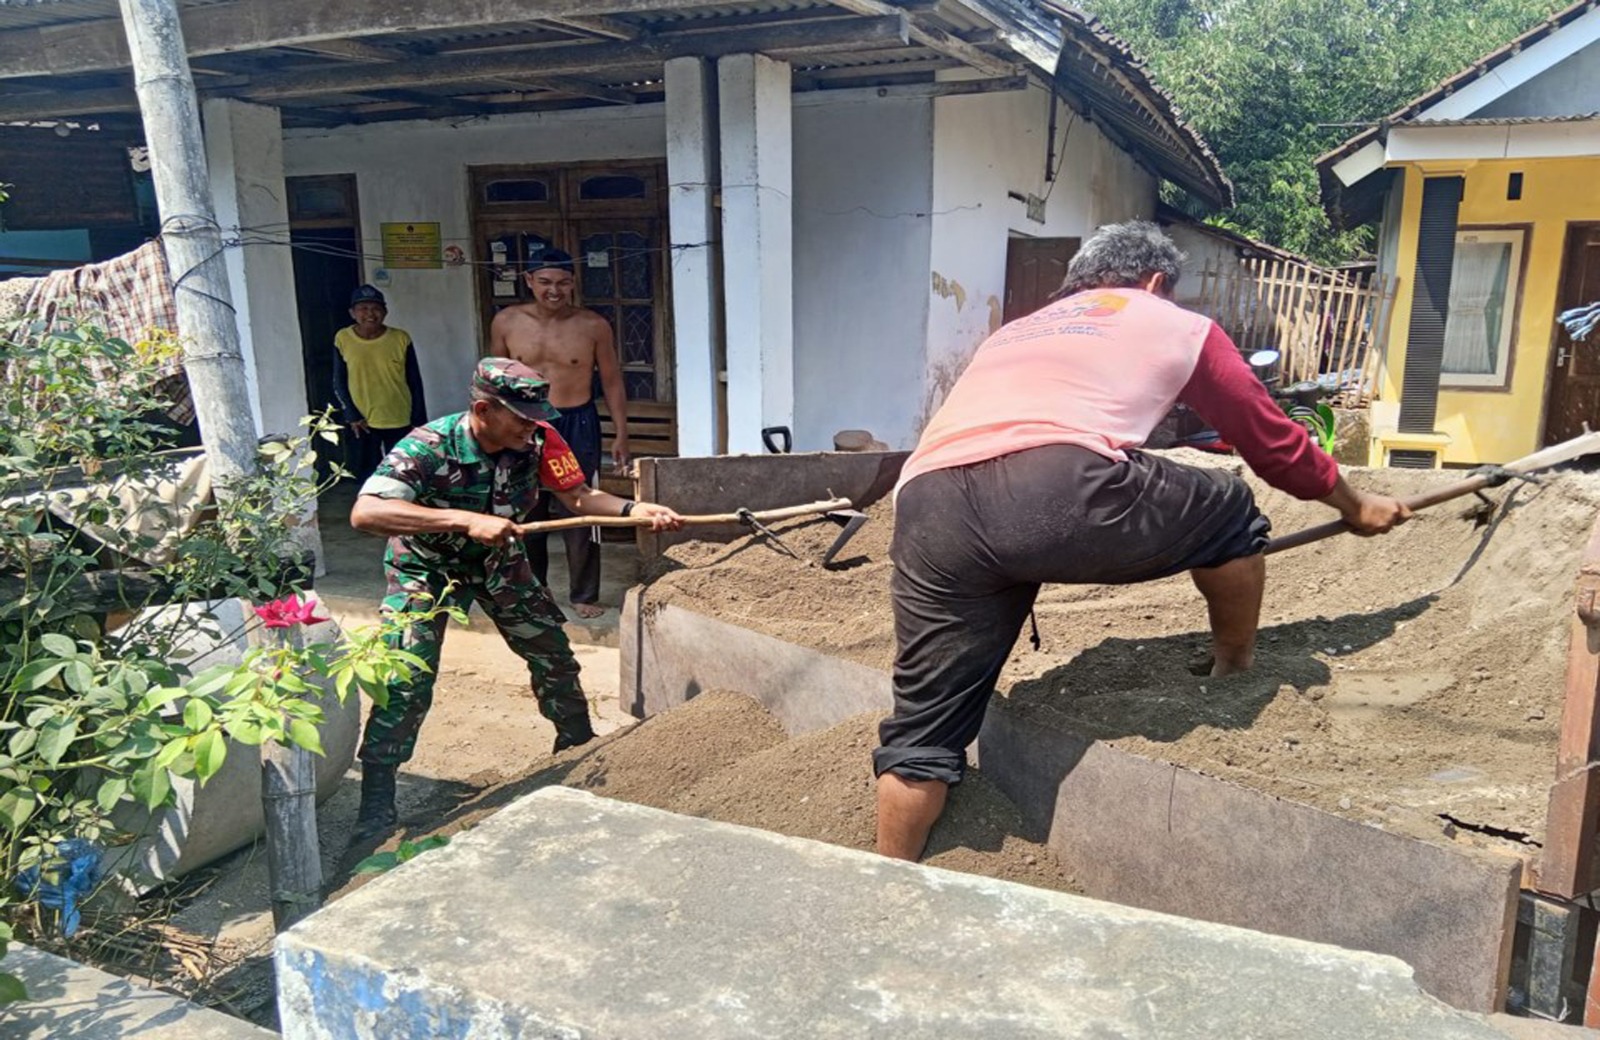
[516,495,870,567]
[1265,428,1600,555]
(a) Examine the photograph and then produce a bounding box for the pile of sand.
[438,691,1076,894]
[642,455,1600,851]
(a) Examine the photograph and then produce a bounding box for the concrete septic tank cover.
[276,787,1506,1040]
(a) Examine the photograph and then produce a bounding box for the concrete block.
[979,700,1521,1013]
[276,786,1513,1039]
[635,450,907,556]
[0,943,274,1039]
[621,592,892,731]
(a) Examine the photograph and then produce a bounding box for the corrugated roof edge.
[1315,0,1595,175]
[1035,0,1232,208]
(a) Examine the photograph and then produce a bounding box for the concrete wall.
[283,106,669,415]
[924,75,1156,432]
[1478,40,1600,120]
[792,96,932,452]
[283,81,1154,450]
[1163,221,1240,310]
[1373,156,1600,465]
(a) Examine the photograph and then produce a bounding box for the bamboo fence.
[1194,257,1399,407]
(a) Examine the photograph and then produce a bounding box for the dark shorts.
[874,444,1270,785]
[543,401,601,519]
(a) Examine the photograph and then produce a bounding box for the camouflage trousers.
[358,554,594,767]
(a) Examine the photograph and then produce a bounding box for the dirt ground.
[417,690,1074,895]
[643,452,1600,854]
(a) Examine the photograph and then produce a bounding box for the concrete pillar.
[665,56,722,458]
[717,53,793,455]
[202,97,308,439]
[202,98,323,570]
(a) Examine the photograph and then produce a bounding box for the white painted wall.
[280,76,1158,452]
[924,76,1156,432]
[792,96,933,452]
[283,106,667,414]
[1163,221,1239,310]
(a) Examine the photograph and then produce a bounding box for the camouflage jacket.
[359,411,584,580]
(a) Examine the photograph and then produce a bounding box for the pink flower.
[253,595,329,630]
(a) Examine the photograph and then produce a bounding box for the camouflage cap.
[471,358,561,421]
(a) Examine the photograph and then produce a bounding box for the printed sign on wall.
[381,222,443,269]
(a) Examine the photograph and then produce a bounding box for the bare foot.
[572,602,606,619]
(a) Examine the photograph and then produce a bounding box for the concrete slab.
[621,592,893,731]
[980,700,1522,1013]
[0,943,274,1038]
[276,786,1513,1039]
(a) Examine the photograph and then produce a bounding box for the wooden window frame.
[1440,224,1530,393]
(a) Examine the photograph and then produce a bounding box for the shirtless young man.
[489,248,630,619]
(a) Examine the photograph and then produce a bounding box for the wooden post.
[117,0,259,487]
[120,0,322,933]
[250,623,325,931]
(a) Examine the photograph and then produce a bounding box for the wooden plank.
[1537,512,1600,900]
[284,38,403,63]
[220,16,911,103]
[543,15,641,41]
[0,16,911,121]
[485,76,640,105]
[0,0,723,80]
[822,0,1014,76]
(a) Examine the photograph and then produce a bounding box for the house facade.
[0,0,1228,459]
[1318,0,1600,468]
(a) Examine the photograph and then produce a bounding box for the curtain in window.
[1442,240,1512,375]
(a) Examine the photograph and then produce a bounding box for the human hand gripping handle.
[1342,491,1412,535]
[463,513,521,548]
[628,501,684,531]
[1319,476,1412,537]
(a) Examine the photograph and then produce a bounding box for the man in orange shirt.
[875,222,1411,861]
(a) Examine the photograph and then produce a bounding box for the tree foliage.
[1087,0,1569,260]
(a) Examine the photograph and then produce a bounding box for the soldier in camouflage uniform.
[348,357,683,838]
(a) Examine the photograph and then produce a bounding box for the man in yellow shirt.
[332,285,428,481]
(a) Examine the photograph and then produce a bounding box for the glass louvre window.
[1441,229,1522,388]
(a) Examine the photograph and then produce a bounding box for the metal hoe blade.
[821,509,870,567]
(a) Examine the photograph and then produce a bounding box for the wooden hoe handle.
[1265,429,1600,556]
[515,496,854,535]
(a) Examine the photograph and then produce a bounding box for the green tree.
[1087,0,1568,260]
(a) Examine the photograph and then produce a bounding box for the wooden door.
[1004,236,1080,323]
[469,163,675,469]
[286,175,363,478]
[574,217,677,461]
[1544,224,1600,445]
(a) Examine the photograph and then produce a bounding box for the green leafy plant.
[140,589,462,781]
[0,312,448,1000]
[1293,402,1339,454]
[352,835,452,876]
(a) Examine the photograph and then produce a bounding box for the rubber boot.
[552,717,595,754]
[351,764,398,842]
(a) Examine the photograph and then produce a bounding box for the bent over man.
[348,358,681,838]
[875,221,1411,861]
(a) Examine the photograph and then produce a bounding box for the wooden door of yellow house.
[470,163,676,490]
[1545,223,1600,446]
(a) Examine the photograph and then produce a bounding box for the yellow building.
[1318,0,1600,468]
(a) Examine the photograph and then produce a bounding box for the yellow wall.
[1373,157,1600,466]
